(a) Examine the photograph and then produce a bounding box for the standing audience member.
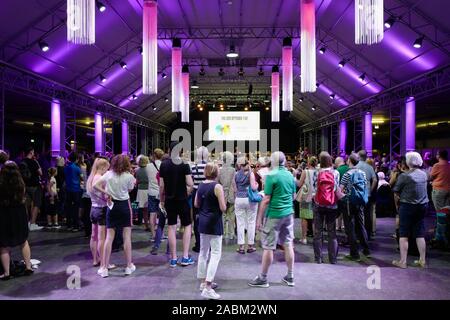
[296,156,317,244]
[55,156,66,225]
[218,151,236,241]
[0,162,33,280]
[195,163,227,300]
[94,155,136,277]
[392,152,428,268]
[87,158,110,269]
[22,147,43,231]
[340,153,371,261]
[357,150,378,240]
[135,155,150,228]
[233,156,259,254]
[312,152,340,264]
[430,150,450,212]
[0,150,9,170]
[248,152,296,288]
[64,152,82,232]
[46,167,60,228]
[335,157,349,233]
[148,149,164,254]
[191,146,209,252]
[159,142,195,267]
[78,154,92,237]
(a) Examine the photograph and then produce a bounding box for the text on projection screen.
[208,112,260,141]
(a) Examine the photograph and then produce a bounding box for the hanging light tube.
[181,65,190,123]
[282,37,293,112]
[67,0,96,45]
[355,0,384,45]
[142,0,158,94]
[300,0,316,92]
[271,66,280,122]
[172,38,182,112]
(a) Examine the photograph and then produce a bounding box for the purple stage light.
[142,0,158,94]
[339,120,347,154]
[95,112,103,154]
[181,66,189,123]
[51,100,61,157]
[282,37,293,111]
[121,120,129,154]
[364,112,372,156]
[172,39,182,112]
[403,97,416,152]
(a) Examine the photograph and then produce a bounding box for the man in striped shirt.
[191,146,209,252]
[340,152,371,261]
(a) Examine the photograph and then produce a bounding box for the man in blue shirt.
[64,152,82,231]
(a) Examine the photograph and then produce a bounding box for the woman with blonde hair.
[93,155,136,277]
[233,156,259,254]
[87,157,110,269]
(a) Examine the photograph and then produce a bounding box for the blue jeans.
[153,209,169,253]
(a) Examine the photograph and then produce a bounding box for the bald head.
[335,157,344,167]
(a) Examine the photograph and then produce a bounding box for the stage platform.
[1,218,449,300]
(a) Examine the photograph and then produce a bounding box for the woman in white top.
[94,155,136,278]
[87,158,110,270]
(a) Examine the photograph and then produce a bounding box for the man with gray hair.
[248,151,297,288]
[357,150,378,239]
[191,146,209,252]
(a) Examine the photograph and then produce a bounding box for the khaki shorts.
[261,214,294,250]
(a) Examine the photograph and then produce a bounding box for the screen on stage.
[208,111,260,141]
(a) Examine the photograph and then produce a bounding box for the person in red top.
[430,150,450,212]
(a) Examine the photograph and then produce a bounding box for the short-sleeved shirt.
[393,169,429,205]
[431,162,450,191]
[192,162,206,190]
[159,158,192,201]
[264,166,296,218]
[64,162,81,193]
[146,160,161,197]
[99,170,136,201]
[22,158,41,187]
[135,167,149,190]
[336,164,349,183]
[218,165,235,203]
[356,161,377,193]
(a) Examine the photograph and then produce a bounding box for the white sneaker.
[124,264,136,275]
[301,239,307,245]
[107,264,116,269]
[99,268,108,278]
[29,224,43,231]
[199,282,218,291]
[201,288,221,300]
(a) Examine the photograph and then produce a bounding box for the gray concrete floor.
[1,218,449,300]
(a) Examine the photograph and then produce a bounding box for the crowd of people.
[0,144,449,300]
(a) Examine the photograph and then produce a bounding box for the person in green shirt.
[248,152,296,288]
[335,157,349,235]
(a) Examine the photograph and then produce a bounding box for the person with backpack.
[312,151,341,264]
[340,153,371,261]
[295,156,317,244]
[21,147,44,231]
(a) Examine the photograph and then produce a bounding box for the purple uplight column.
[51,100,63,157]
[363,112,373,157]
[401,97,416,154]
[181,65,189,123]
[95,112,104,154]
[122,120,129,154]
[271,66,280,122]
[339,120,347,155]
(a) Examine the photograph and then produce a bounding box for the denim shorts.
[399,202,426,238]
[148,195,160,213]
